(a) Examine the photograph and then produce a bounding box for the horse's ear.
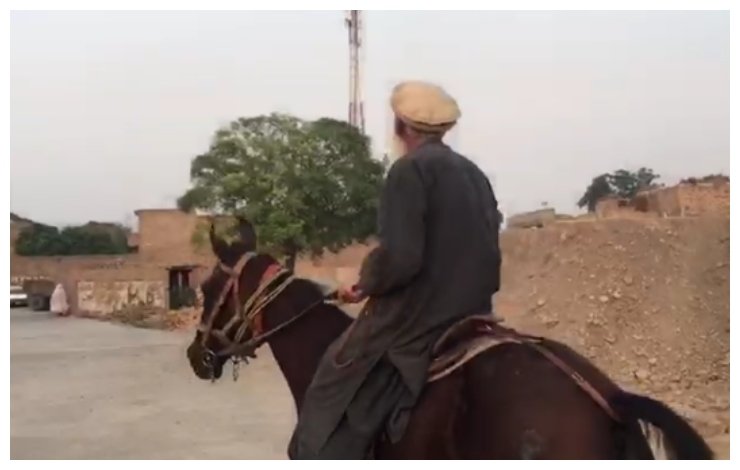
[209,223,230,261]
[236,217,257,251]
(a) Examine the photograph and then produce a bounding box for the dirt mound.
[496,216,729,443]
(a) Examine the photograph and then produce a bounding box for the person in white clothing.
[50,283,69,317]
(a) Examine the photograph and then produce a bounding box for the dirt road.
[10,308,294,459]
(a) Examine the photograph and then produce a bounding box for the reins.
[197,252,327,381]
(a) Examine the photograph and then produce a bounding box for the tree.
[15,222,130,256]
[577,173,614,212]
[577,168,661,212]
[15,223,63,256]
[635,167,660,191]
[610,167,660,199]
[178,113,385,271]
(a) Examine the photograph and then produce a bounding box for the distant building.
[506,208,556,229]
[10,209,216,317]
[595,178,730,218]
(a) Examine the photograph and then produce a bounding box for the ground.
[10,308,295,459]
[10,215,730,460]
[10,305,729,459]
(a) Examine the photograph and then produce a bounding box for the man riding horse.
[288,81,502,459]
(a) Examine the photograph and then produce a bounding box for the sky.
[10,10,730,226]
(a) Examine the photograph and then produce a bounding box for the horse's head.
[186,218,286,381]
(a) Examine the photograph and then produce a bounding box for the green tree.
[610,167,660,199]
[577,174,614,212]
[15,223,130,256]
[577,168,661,212]
[178,113,385,270]
[15,223,62,256]
[634,167,660,192]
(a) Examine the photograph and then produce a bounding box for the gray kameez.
[289,140,501,459]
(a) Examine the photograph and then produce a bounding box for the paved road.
[10,308,295,459]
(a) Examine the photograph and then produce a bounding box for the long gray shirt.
[290,139,501,457]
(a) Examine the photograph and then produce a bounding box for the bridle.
[196,251,324,381]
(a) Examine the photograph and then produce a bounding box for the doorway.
[168,266,196,309]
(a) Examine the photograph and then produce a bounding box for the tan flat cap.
[390,81,460,132]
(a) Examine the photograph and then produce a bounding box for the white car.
[10,285,28,307]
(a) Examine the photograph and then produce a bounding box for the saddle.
[427,314,621,422]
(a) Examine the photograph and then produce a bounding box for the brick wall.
[10,253,168,315]
[136,209,214,266]
[10,209,220,316]
[294,242,375,288]
[12,210,379,301]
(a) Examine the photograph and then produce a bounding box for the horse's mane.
[288,276,355,326]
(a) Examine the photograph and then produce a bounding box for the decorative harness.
[196,252,322,381]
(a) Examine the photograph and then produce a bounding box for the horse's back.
[387,342,623,459]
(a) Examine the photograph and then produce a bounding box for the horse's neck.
[264,284,353,410]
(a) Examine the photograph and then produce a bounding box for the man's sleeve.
[356,158,427,297]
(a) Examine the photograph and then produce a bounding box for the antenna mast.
[345,10,365,133]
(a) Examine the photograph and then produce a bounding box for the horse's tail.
[612,391,713,459]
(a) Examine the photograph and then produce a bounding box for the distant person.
[50,283,69,317]
[288,81,502,459]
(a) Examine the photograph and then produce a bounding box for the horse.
[186,219,712,459]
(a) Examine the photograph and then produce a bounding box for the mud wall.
[77,280,166,315]
[677,182,730,217]
[10,254,167,316]
[135,209,214,266]
[507,208,556,228]
[630,182,729,218]
[10,209,217,316]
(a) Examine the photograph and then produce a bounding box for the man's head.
[389,81,461,159]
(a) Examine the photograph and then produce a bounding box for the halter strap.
[198,251,300,362]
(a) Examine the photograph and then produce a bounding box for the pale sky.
[10,11,729,226]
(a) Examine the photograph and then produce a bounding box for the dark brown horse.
[186,220,712,459]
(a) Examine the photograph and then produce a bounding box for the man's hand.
[337,285,366,304]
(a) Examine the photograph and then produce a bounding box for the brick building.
[10,209,216,316]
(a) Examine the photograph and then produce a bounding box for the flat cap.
[390,81,460,133]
